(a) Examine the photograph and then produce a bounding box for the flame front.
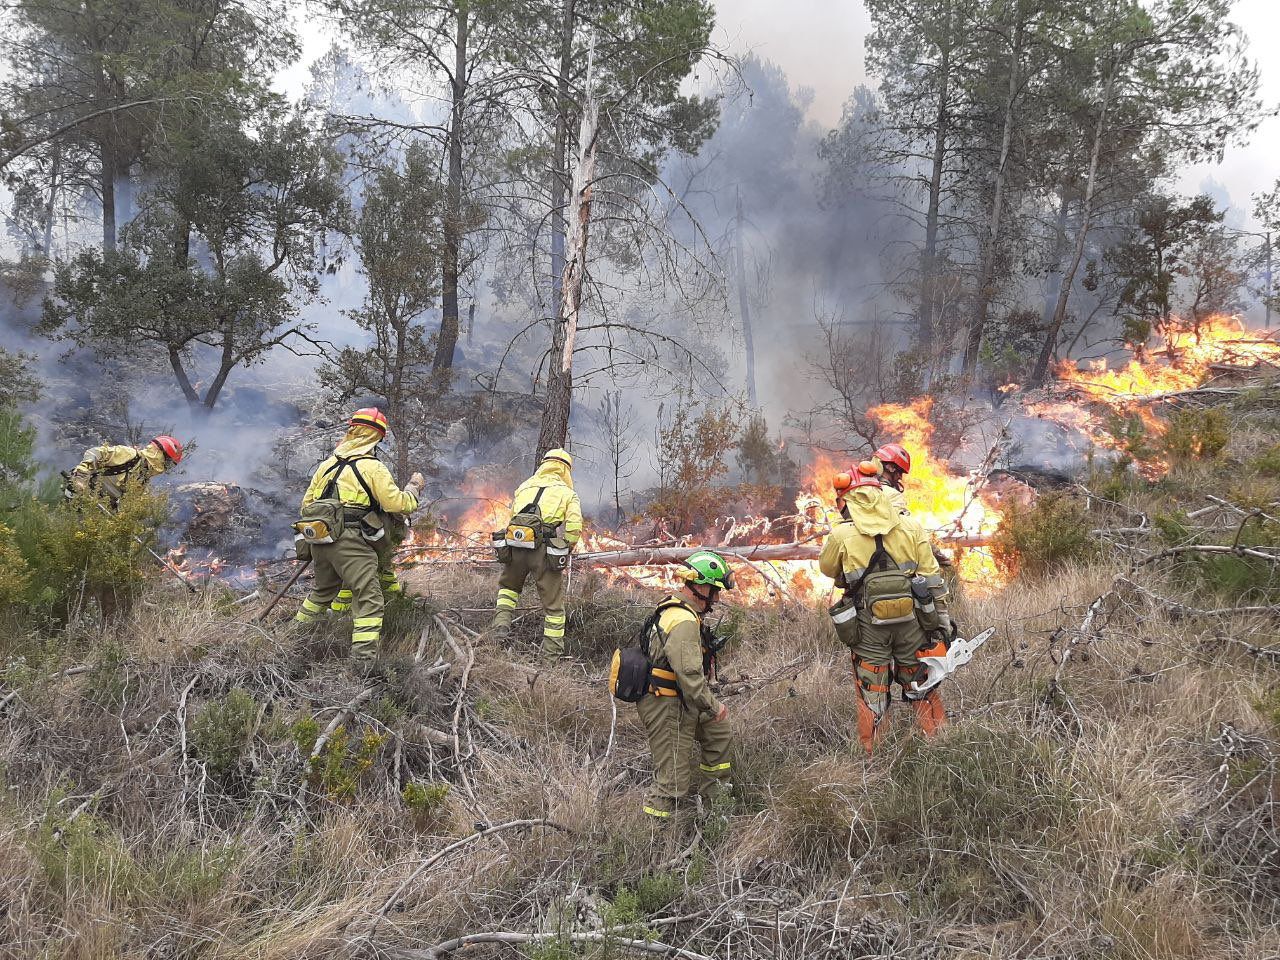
[1027,315,1280,476]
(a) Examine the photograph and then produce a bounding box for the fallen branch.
[578,537,988,569]
[1133,543,1280,568]
[390,930,713,960]
[362,820,566,936]
[0,665,92,714]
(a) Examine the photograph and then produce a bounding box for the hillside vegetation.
[2,392,1279,960]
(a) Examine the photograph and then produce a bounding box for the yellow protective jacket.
[301,425,418,515]
[819,486,947,600]
[510,459,583,545]
[69,443,168,495]
[885,484,909,516]
[650,596,720,718]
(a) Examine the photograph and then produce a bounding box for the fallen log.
[574,535,989,568]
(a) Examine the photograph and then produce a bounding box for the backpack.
[505,486,548,549]
[853,534,917,626]
[609,599,690,703]
[294,455,380,546]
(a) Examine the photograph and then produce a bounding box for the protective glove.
[404,471,425,500]
[937,611,954,637]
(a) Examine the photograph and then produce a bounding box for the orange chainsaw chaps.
[911,689,947,737]
[855,694,883,755]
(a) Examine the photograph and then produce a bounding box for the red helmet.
[349,407,388,435]
[874,442,911,474]
[151,435,184,464]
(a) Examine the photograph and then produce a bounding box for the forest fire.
[1026,315,1280,476]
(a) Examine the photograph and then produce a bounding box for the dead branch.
[390,930,714,960]
[0,664,93,714]
[362,818,568,940]
[433,615,478,803]
[1133,544,1280,568]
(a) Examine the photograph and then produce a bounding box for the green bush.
[992,491,1097,577]
[191,688,258,777]
[1161,408,1231,462]
[1251,443,1280,478]
[307,726,386,802]
[402,780,450,825]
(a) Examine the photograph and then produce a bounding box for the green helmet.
[681,550,735,590]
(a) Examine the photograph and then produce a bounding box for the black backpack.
[609,599,688,703]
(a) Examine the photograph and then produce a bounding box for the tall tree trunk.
[919,9,953,369]
[100,141,117,253]
[1030,68,1116,386]
[537,39,597,459]
[963,11,1025,377]
[433,5,468,373]
[734,188,758,409]
[1040,189,1071,327]
[202,328,237,409]
[548,0,574,313]
[42,144,60,256]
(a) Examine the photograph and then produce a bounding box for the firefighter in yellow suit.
[638,550,735,819]
[64,435,184,509]
[490,449,583,657]
[819,476,951,754]
[294,408,422,660]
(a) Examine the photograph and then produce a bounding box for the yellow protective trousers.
[491,544,566,655]
[295,529,382,659]
[636,695,733,818]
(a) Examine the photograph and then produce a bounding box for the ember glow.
[1027,315,1280,476]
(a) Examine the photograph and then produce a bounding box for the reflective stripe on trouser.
[380,572,402,593]
[295,597,326,623]
[330,589,353,613]
[296,530,383,657]
[491,545,566,655]
[636,694,732,816]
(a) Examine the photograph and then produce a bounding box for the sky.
[287,0,1280,227]
[706,0,1280,228]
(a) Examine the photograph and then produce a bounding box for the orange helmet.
[874,442,911,474]
[349,407,388,436]
[151,435,184,464]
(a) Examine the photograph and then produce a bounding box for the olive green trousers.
[636,695,732,818]
[491,544,566,655]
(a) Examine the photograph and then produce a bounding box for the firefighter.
[490,449,583,657]
[63,435,184,509]
[293,408,423,661]
[819,474,951,755]
[871,442,911,515]
[638,550,735,820]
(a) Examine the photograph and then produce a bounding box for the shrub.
[1251,443,1280,478]
[402,780,450,827]
[308,727,386,802]
[191,688,259,777]
[991,491,1097,577]
[1161,408,1231,462]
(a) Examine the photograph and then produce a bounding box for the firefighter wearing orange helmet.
[293,408,423,662]
[64,435,185,509]
[819,473,950,754]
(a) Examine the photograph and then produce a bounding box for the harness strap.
[97,453,142,477]
[846,533,901,601]
[321,455,381,511]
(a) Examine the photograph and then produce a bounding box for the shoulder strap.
[320,455,380,508]
[642,598,695,658]
[98,452,142,477]
[514,486,547,515]
[849,534,899,594]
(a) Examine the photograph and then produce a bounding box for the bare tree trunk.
[963,11,1025,377]
[734,187,758,409]
[466,301,475,343]
[537,38,597,459]
[548,0,574,314]
[1031,68,1116,386]
[919,16,952,368]
[1040,189,1071,328]
[434,6,468,373]
[42,144,60,256]
[168,346,200,405]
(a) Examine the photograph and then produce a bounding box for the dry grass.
[4,429,1280,958]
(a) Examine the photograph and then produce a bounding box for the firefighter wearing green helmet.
[638,550,735,820]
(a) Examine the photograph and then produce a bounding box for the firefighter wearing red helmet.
[64,435,185,509]
[819,474,950,754]
[872,442,912,516]
[293,407,424,662]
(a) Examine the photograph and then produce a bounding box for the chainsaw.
[910,627,995,694]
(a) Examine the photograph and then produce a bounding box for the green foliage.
[85,640,133,709]
[289,715,320,755]
[1251,444,1280,478]
[992,492,1097,577]
[190,689,258,777]
[33,809,136,897]
[646,396,739,534]
[1161,408,1231,462]
[307,726,386,802]
[401,780,450,827]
